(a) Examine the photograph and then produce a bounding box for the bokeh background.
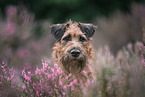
[0,0,145,72]
[0,0,145,97]
[0,0,145,23]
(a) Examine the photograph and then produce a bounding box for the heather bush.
[0,60,84,97]
[84,42,145,97]
[93,3,145,54]
[0,6,54,72]
[0,62,15,96]
[1,41,145,97]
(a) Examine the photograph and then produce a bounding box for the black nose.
[70,49,81,57]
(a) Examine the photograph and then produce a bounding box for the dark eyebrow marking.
[79,35,87,42]
[62,34,71,42]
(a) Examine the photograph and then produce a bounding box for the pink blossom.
[7,77,10,81]
[42,61,48,69]
[54,64,58,67]
[35,68,40,75]
[56,68,62,75]
[6,6,17,17]
[27,71,31,75]
[79,80,83,84]
[33,83,37,87]
[73,79,77,84]
[4,21,16,35]
[33,86,36,91]
[26,81,30,86]
[108,86,111,90]
[85,83,88,88]
[0,66,4,69]
[23,74,31,82]
[127,43,132,49]
[68,74,72,77]
[49,91,53,95]
[131,50,133,55]
[71,86,75,91]
[30,89,33,93]
[47,74,51,79]
[51,68,55,73]
[65,76,68,80]
[91,79,94,83]
[63,86,66,90]
[68,79,72,82]
[0,75,3,80]
[59,81,63,87]
[25,90,28,93]
[22,69,25,75]
[67,82,73,87]
[11,86,15,88]
[22,86,26,90]
[36,91,39,96]
[2,61,5,65]
[62,92,65,97]
[0,82,2,85]
[54,72,57,76]
[88,65,92,71]
[2,69,7,74]
[83,70,87,74]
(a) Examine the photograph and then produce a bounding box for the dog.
[51,20,96,92]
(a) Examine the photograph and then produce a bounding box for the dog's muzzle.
[60,49,86,74]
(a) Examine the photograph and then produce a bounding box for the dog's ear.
[51,24,67,41]
[79,23,96,39]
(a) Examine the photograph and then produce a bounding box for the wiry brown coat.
[51,21,96,90]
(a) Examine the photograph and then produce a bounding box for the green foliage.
[0,0,145,23]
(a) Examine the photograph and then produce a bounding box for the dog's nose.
[70,49,81,57]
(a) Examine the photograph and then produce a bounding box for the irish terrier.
[51,20,96,87]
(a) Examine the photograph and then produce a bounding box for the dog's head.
[51,21,96,74]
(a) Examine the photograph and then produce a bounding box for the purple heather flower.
[63,86,66,90]
[51,68,55,73]
[74,79,77,82]
[0,65,4,69]
[36,91,39,96]
[83,70,87,74]
[85,83,88,88]
[7,77,10,81]
[35,68,40,75]
[65,76,68,80]
[27,71,31,75]
[54,64,57,67]
[22,86,26,90]
[62,92,65,97]
[71,86,75,91]
[59,81,63,87]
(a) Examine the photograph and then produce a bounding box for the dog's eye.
[79,36,86,42]
[62,35,71,42]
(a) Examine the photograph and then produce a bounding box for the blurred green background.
[0,0,145,23]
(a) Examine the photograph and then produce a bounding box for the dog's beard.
[60,55,86,74]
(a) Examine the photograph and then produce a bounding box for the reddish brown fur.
[52,21,95,85]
